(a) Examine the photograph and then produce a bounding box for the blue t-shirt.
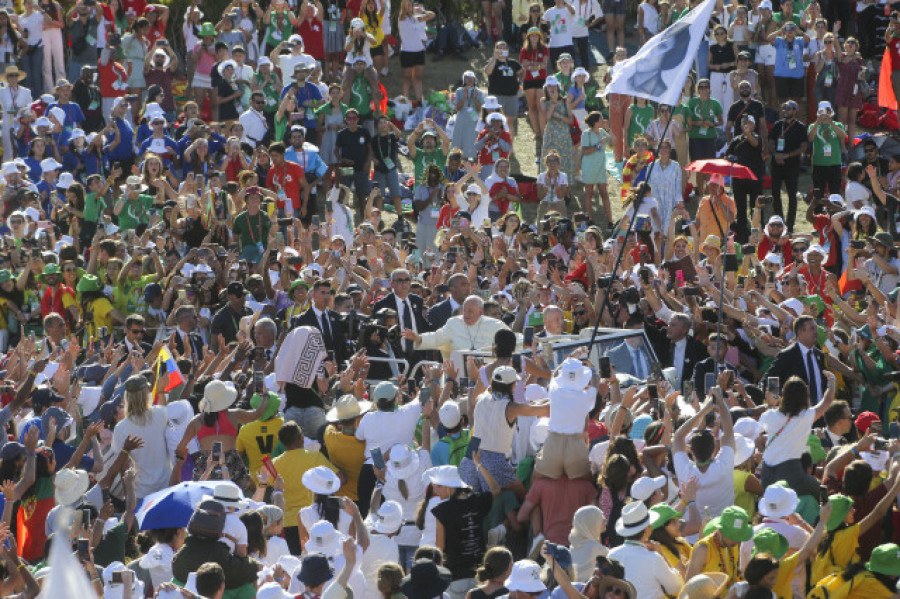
[51,439,94,472]
[104,117,135,161]
[47,102,86,131]
[774,37,806,79]
[24,157,41,183]
[281,82,322,129]
[138,135,178,157]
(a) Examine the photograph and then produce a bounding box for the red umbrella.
[685,158,758,180]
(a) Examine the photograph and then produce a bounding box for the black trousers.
[732,178,762,243]
[771,158,801,232]
[356,463,377,518]
[812,164,842,201]
[284,525,302,555]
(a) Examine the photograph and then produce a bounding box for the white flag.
[603,0,717,106]
[39,510,98,599]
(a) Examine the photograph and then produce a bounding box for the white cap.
[56,172,75,190]
[48,106,65,124]
[827,193,845,207]
[350,17,364,29]
[466,183,481,195]
[630,475,667,501]
[767,214,784,227]
[438,401,461,428]
[573,67,589,78]
[1,162,17,177]
[258,57,272,68]
[543,75,560,88]
[817,100,834,113]
[40,157,62,172]
[70,127,85,141]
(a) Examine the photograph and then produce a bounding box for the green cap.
[752,528,789,560]
[0,269,12,284]
[807,433,827,463]
[290,279,310,294]
[198,22,217,37]
[799,295,826,315]
[40,263,61,279]
[856,323,872,341]
[827,494,853,532]
[867,543,900,576]
[250,391,280,422]
[717,506,753,542]
[76,273,101,293]
[650,504,683,530]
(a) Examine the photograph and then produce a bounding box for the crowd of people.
[0,0,898,598]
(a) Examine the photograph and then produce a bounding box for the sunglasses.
[129,328,144,334]
[605,588,625,597]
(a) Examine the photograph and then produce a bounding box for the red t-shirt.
[297,17,324,60]
[266,160,306,211]
[757,235,792,265]
[436,203,459,229]
[476,129,512,166]
[519,46,547,81]
[524,476,598,545]
[146,20,166,46]
[890,37,900,71]
[122,0,147,17]
[98,58,129,99]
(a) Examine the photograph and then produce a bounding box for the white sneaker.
[487,523,507,547]
[380,67,390,76]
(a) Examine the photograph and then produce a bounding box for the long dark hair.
[780,376,809,417]
[81,289,108,317]
[313,494,341,527]
[240,511,267,558]
[842,562,897,591]
[415,484,436,529]
[649,522,682,558]
[0,11,21,46]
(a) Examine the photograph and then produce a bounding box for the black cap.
[32,386,64,411]
[98,399,121,423]
[227,282,245,297]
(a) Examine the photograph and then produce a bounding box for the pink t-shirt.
[525,477,597,545]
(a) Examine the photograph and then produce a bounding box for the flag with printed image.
[152,346,185,404]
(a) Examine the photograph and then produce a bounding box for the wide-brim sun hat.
[199,379,238,413]
[758,483,799,519]
[326,394,372,422]
[305,520,345,557]
[423,465,468,489]
[54,468,90,506]
[387,444,421,480]
[301,466,341,496]
[555,357,593,389]
[734,433,755,466]
[401,559,453,599]
[201,482,248,510]
[504,560,546,593]
[370,500,404,534]
[677,573,728,599]
[615,501,659,537]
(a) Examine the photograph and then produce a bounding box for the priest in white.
[403,295,509,359]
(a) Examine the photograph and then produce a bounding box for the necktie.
[265,348,271,361]
[320,312,334,349]
[806,350,818,402]
[402,299,414,353]
[633,349,645,380]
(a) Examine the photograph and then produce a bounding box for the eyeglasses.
[10,219,23,225]
[129,328,144,335]
[698,85,710,89]
[824,39,833,43]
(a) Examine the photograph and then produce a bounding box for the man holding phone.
[372,268,431,364]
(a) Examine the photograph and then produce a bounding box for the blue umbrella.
[135,481,241,530]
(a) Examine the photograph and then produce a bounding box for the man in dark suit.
[764,316,828,404]
[372,269,431,367]
[295,279,351,368]
[644,312,709,391]
[171,305,205,358]
[122,314,152,357]
[691,333,737,399]
[427,273,470,330]
[814,400,853,451]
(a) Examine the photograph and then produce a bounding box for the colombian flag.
[152,347,185,404]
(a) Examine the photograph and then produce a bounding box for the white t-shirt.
[639,2,660,35]
[361,535,400,599]
[355,403,423,464]
[567,0,602,38]
[222,511,249,554]
[18,11,44,46]
[300,506,354,535]
[398,15,428,52]
[384,449,432,546]
[279,52,317,87]
[263,535,291,567]
[759,407,816,466]
[418,495,445,547]
[110,406,172,500]
[467,193,493,227]
[548,382,596,434]
[672,444,735,519]
[537,171,569,203]
[845,180,872,208]
[544,6,575,47]
[622,196,660,232]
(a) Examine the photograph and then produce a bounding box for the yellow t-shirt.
[811,524,861,586]
[272,448,336,518]
[772,552,799,598]
[691,535,742,585]
[733,470,757,519]
[658,539,692,570]
[323,425,366,501]
[847,571,896,599]
[236,417,284,478]
[85,297,113,338]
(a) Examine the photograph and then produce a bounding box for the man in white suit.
[403,295,509,359]
[0,66,32,161]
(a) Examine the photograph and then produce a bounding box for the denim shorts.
[373,168,401,199]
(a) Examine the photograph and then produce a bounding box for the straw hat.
[199,380,238,413]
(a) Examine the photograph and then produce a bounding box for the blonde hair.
[124,387,152,425]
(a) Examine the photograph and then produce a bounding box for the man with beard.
[285,125,328,223]
[768,100,807,233]
[725,79,767,143]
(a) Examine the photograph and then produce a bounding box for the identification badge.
[430,208,440,218]
[531,70,540,78]
[329,22,337,32]
[788,57,796,69]
[305,109,314,121]
[853,83,859,95]
[86,34,95,45]
[256,242,264,254]
[824,74,833,87]
[777,138,785,151]
[277,189,287,203]
[272,30,282,40]
[823,144,832,157]
[699,127,708,135]
[491,150,500,161]
[383,157,395,170]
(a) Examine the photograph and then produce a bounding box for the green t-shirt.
[808,120,844,166]
[672,7,690,22]
[114,273,156,315]
[627,103,656,149]
[773,11,802,25]
[686,97,723,139]
[84,192,107,223]
[117,194,154,230]
[413,149,447,184]
[92,521,128,568]
[348,73,374,117]
[253,72,281,114]
[233,210,271,250]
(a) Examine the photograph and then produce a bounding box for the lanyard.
[713,540,738,583]
[246,211,263,243]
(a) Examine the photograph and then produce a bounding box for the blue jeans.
[398,544,417,571]
[67,60,87,85]
[373,168,400,199]
[284,406,327,440]
[20,46,43,97]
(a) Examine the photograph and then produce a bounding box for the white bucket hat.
[615,501,659,537]
[370,500,404,534]
[630,475,667,502]
[387,445,420,480]
[56,171,75,190]
[55,468,90,506]
[326,394,372,422]
[306,520,345,556]
[438,401,462,429]
[530,417,550,452]
[555,357,593,390]
[734,433,755,466]
[504,560,547,593]
[40,157,62,172]
[77,386,103,416]
[757,484,798,519]
[199,380,238,413]
[733,417,763,440]
[201,482,248,510]
[423,465,469,489]
[302,466,341,496]
[483,95,501,110]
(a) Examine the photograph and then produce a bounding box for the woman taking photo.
[397,0,433,105]
[451,71,485,160]
[413,163,446,254]
[519,27,549,153]
[708,25,738,114]
[581,111,613,227]
[484,40,522,137]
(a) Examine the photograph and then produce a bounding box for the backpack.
[437,430,470,467]
[807,572,855,599]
